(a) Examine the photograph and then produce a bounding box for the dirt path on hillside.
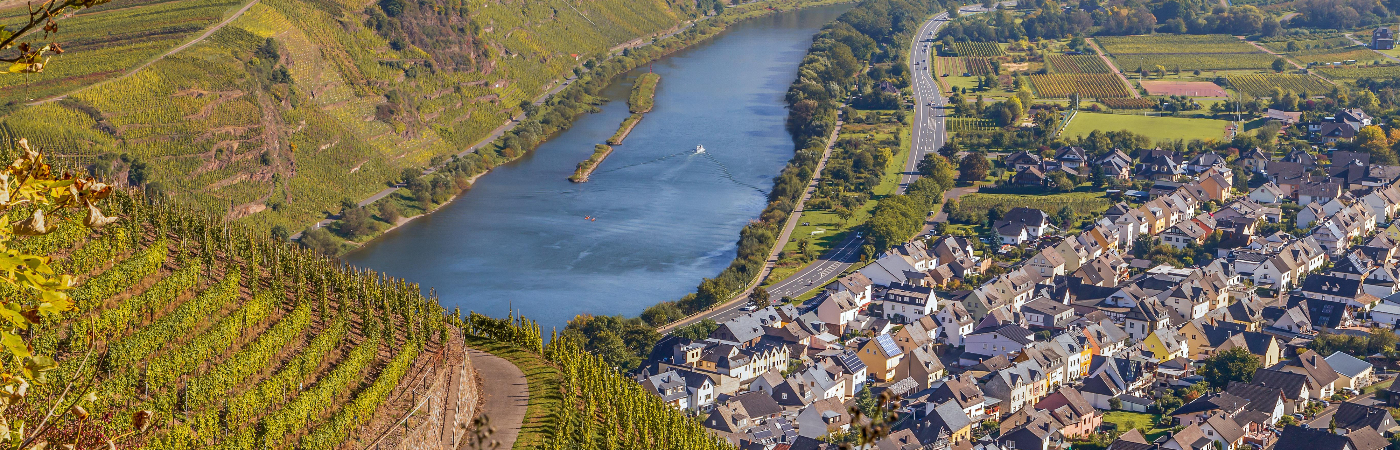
[461,348,528,450]
[1085,38,1141,98]
[28,0,260,105]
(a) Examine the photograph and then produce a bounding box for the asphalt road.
[697,234,865,325]
[901,10,950,195]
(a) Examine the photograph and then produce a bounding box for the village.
[635,107,1400,450]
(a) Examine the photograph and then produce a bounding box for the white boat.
[695,145,706,154]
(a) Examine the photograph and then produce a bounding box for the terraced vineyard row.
[1226,74,1333,97]
[951,41,1004,57]
[1045,55,1113,74]
[1315,64,1400,79]
[1028,74,1134,98]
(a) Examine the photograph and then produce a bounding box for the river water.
[343,4,852,331]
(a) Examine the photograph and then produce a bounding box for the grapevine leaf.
[0,331,27,359]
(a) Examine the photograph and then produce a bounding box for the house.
[1239,147,1271,173]
[704,391,784,433]
[1271,349,1337,400]
[995,207,1051,245]
[936,302,977,346]
[1250,368,1310,412]
[642,368,717,411]
[1225,381,1286,425]
[795,397,853,438]
[1026,250,1067,279]
[999,418,1065,450]
[1032,387,1101,438]
[1097,149,1133,180]
[1187,151,1228,174]
[964,324,1035,361]
[813,290,862,333]
[827,272,874,306]
[891,315,940,354]
[1005,151,1044,172]
[1142,327,1190,360]
[1013,166,1049,187]
[929,373,987,420]
[1374,26,1396,49]
[1159,217,1214,249]
[1332,401,1397,434]
[1266,108,1302,125]
[1276,425,1386,450]
[877,283,939,324]
[1056,146,1088,169]
[1021,298,1075,330]
[897,346,947,390]
[911,400,974,444]
[1137,149,1184,180]
[1249,182,1287,204]
[1370,302,1400,328]
[1324,351,1375,391]
[857,334,905,382]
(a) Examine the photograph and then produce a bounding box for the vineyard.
[964,57,994,75]
[1289,47,1386,66]
[947,117,996,132]
[1226,74,1333,97]
[1045,55,1113,74]
[951,41,1004,57]
[0,0,696,235]
[1028,74,1134,98]
[1099,98,1157,110]
[9,183,726,449]
[1096,34,1274,71]
[1259,34,1352,53]
[1314,64,1400,79]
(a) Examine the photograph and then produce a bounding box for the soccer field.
[1062,112,1232,142]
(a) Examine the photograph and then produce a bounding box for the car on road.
[739,305,756,312]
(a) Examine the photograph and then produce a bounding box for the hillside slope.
[0,0,699,232]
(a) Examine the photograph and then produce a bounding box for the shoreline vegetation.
[629,73,662,113]
[570,145,614,182]
[304,0,857,256]
[608,114,645,145]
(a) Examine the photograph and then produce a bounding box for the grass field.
[1103,412,1174,441]
[768,112,911,285]
[957,190,1111,216]
[1062,112,1231,142]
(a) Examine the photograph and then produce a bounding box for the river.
[343,3,852,331]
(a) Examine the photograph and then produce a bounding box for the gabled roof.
[1203,412,1246,444]
[1251,368,1310,399]
[873,333,903,358]
[970,323,1035,345]
[1292,349,1341,387]
[1275,425,1357,450]
[1325,351,1374,379]
[1224,381,1285,414]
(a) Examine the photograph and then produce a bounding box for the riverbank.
[568,145,614,182]
[607,114,644,145]
[311,0,858,256]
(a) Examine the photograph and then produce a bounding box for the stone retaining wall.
[369,329,478,450]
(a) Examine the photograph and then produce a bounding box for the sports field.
[1062,112,1231,142]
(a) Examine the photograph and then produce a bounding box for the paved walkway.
[927,183,979,226]
[462,348,529,450]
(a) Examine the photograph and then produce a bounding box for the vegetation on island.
[629,73,663,113]
[570,145,614,182]
[608,114,646,145]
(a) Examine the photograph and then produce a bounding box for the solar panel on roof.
[876,334,903,357]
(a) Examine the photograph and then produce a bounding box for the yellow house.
[858,334,905,382]
[1143,328,1189,360]
[1183,321,1282,366]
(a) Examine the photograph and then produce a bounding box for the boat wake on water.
[590,145,768,195]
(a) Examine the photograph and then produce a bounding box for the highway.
[901,9,950,194]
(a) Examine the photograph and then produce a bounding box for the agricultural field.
[1028,74,1134,98]
[1045,55,1113,74]
[1314,64,1400,79]
[12,194,457,449]
[1062,112,1231,142]
[1099,98,1158,110]
[957,191,1111,217]
[948,117,996,132]
[0,0,696,233]
[1258,34,1353,53]
[965,57,995,75]
[1289,46,1387,66]
[1097,34,1274,71]
[1226,74,1333,97]
[951,41,1004,57]
[1140,80,1227,97]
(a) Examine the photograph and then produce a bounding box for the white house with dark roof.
[995,208,1050,246]
[877,282,939,324]
[641,367,717,411]
[964,324,1035,361]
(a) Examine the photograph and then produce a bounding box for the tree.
[751,287,771,309]
[1055,205,1075,227]
[1199,347,1261,389]
[959,152,990,182]
[939,141,963,158]
[1108,398,1123,410]
[1272,57,1287,72]
[835,207,854,226]
[378,201,402,224]
[1356,125,1397,165]
[271,224,290,241]
[918,154,958,190]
